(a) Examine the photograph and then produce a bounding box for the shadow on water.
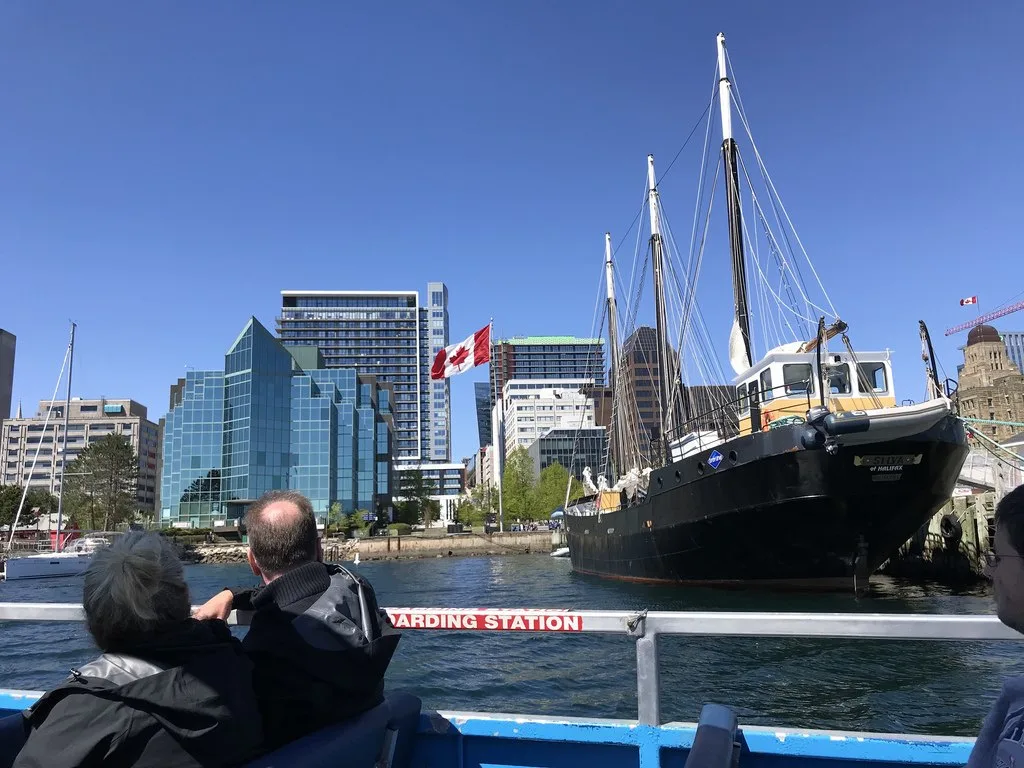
[0,556,1011,737]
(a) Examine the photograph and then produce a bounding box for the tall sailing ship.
[563,33,968,591]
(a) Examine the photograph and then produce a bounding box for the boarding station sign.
[385,608,584,633]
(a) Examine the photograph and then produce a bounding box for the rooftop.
[496,336,603,346]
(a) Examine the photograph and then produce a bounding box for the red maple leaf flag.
[960,296,978,306]
[431,324,491,380]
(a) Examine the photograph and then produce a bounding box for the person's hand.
[194,589,234,621]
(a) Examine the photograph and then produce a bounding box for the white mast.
[717,32,755,381]
[647,155,675,458]
[54,322,75,552]
[716,32,733,142]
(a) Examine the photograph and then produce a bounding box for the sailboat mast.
[54,322,75,553]
[647,155,675,459]
[717,32,753,376]
[604,232,626,478]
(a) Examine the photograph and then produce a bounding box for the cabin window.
[783,364,813,395]
[759,369,774,402]
[825,363,851,394]
[856,362,888,393]
[736,382,748,412]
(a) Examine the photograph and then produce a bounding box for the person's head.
[986,484,1024,632]
[243,490,321,583]
[83,531,191,652]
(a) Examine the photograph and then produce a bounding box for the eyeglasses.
[983,550,1024,567]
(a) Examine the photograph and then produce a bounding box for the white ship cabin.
[733,343,896,436]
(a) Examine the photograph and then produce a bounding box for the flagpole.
[490,319,505,533]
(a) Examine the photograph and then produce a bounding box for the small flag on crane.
[960,296,978,306]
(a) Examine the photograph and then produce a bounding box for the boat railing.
[661,379,813,454]
[0,604,1019,725]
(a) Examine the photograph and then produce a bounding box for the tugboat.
[564,33,968,591]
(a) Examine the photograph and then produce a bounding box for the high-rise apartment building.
[161,317,393,528]
[481,336,604,448]
[2,398,161,511]
[277,284,450,467]
[0,329,14,423]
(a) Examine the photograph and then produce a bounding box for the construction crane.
[944,299,1024,336]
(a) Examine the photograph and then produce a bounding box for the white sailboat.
[2,323,110,581]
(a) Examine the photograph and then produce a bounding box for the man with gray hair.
[14,531,263,767]
[196,489,400,751]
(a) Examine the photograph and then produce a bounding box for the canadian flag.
[430,323,491,380]
[960,296,978,306]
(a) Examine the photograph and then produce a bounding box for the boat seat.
[243,692,422,768]
[683,703,739,768]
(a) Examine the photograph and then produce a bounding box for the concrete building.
[161,317,393,528]
[0,329,14,423]
[276,284,451,485]
[483,336,604,444]
[957,324,1024,442]
[497,379,598,458]
[2,398,161,512]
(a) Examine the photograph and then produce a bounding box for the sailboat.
[563,34,969,591]
[2,324,110,581]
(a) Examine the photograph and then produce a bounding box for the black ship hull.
[565,414,969,591]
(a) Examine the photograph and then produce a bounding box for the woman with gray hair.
[13,531,263,767]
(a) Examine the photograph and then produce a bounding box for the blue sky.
[2,2,1022,462]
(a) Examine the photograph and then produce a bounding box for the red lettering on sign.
[384,609,583,633]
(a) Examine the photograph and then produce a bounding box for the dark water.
[0,555,1014,736]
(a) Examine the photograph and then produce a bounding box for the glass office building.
[277,285,450,467]
[161,318,393,528]
[526,427,608,482]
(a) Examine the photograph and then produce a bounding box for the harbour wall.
[183,530,565,565]
[881,492,994,582]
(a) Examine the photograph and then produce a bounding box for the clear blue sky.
[2,2,1022,462]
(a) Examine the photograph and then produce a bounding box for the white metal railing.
[0,604,1020,725]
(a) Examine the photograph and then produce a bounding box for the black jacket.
[14,619,263,768]
[232,562,400,750]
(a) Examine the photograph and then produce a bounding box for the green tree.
[398,469,436,527]
[501,447,536,521]
[453,497,487,528]
[534,462,584,519]
[327,501,345,534]
[0,484,55,529]
[62,435,139,531]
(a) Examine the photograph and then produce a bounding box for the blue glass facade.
[161,318,393,527]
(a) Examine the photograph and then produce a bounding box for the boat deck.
[0,603,1014,766]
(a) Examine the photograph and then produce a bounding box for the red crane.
[944,300,1024,336]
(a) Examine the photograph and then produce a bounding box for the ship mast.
[604,232,626,479]
[717,32,754,377]
[55,322,75,553]
[647,155,675,460]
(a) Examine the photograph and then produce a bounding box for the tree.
[63,435,140,531]
[326,502,345,534]
[398,469,436,527]
[0,484,56,529]
[453,497,487,528]
[501,447,536,521]
[534,462,584,519]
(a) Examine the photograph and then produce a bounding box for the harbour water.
[0,554,1013,737]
